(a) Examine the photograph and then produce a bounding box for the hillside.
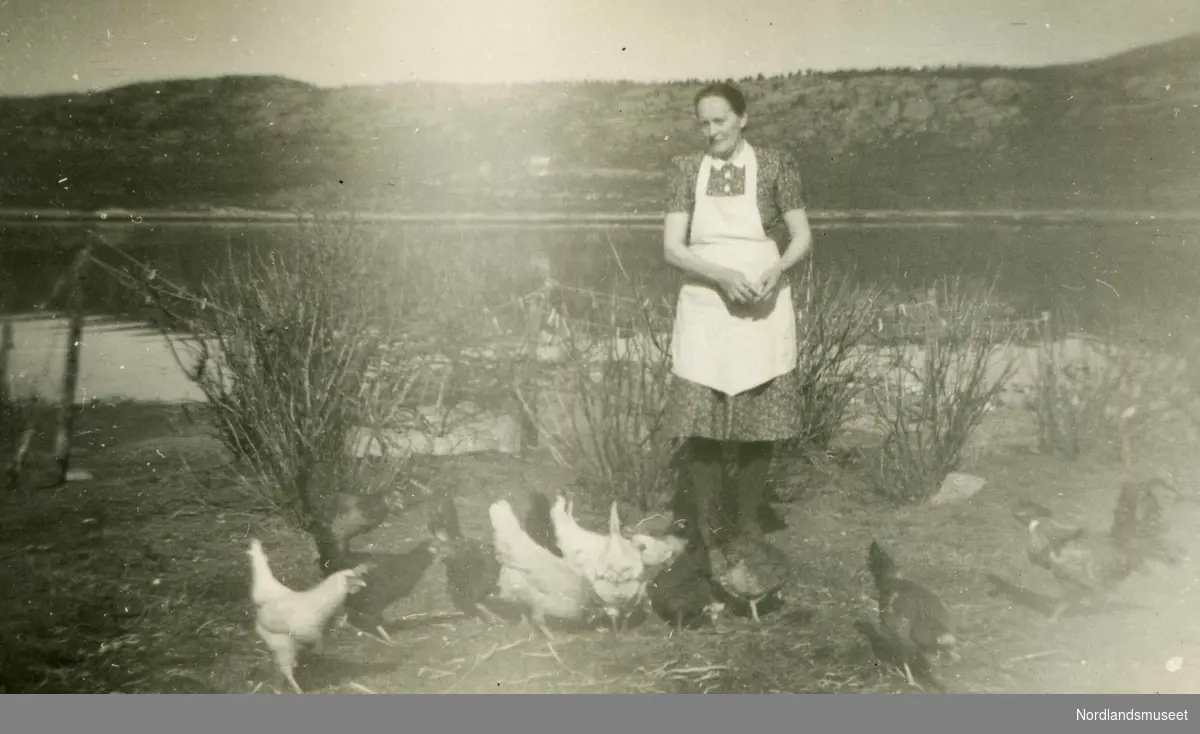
[1,33,1198,213]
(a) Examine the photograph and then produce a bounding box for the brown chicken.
[247,539,367,694]
[715,535,792,622]
[864,540,957,691]
[1005,477,1180,622]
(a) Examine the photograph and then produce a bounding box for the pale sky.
[2,0,1198,96]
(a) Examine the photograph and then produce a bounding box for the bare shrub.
[377,231,543,456]
[785,264,887,457]
[1026,316,1195,462]
[141,215,428,569]
[92,216,555,568]
[526,272,680,515]
[865,277,1020,503]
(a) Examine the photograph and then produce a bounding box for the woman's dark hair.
[693,82,747,116]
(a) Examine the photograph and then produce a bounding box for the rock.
[902,99,935,121]
[928,472,986,505]
[65,468,94,482]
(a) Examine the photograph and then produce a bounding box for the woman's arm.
[663,213,723,282]
[662,156,758,304]
[754,153,813,298]
[664,214,759,304]
[778,209,813,271]
[754,209,812,299]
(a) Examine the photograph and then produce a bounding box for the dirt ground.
[2,398,1199,695]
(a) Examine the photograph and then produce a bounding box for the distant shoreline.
[3,208,1200,226]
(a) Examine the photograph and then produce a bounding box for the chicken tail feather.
[428,492,464,541]
[867,539,896,590]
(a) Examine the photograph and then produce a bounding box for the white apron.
[670,143,798,396]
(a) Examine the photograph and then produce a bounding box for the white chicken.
[551,496,647,634]
[489,500,599,641]
[247,538,368,694]
[551,496,606,570]
[630,533,687,571]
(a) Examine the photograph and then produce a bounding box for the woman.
[661,82,812,570]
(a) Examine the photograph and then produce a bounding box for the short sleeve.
[774,152,806,213]
[665,155,693,214]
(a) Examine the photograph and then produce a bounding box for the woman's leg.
[681,437,729,552]
[734,441,775,539]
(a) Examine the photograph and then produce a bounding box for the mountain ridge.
[1,32,1197,213]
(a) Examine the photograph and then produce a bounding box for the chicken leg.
[284,670,304,695]
[263,632,304,694]
[475,603,505,626]
[526,611,556,642]
[374,625,396,645]
[347,622,395,646]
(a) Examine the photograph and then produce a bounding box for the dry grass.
[4,394,1199,694]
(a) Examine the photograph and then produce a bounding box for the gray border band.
[1,694,1196,733]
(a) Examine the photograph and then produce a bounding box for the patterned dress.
[661,144,808,442]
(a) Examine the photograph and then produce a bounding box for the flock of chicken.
[243,474,1182,694]
[857,475,1182,691]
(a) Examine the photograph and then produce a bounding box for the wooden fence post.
[923,287,940,392]
[0,314,12,409]
[53,243,93,486]
[517,286,546,452]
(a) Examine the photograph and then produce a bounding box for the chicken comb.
[608,502,622,537]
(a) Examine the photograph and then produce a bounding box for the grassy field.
[3,393,1198,695]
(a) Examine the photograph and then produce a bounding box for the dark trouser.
[673,437,775,551]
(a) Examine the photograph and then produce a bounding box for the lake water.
[1,214,1198,403]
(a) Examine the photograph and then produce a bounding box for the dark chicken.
[864,540,957,691]
[647,520,717,634]
[315,480,434,573]
[524,490,562,557]
[327,541,440,645]
[853,619,944,692]
[427,492,509,624]
[1110,477,1182,569]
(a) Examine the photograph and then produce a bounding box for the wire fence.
[0,230,1135,489]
